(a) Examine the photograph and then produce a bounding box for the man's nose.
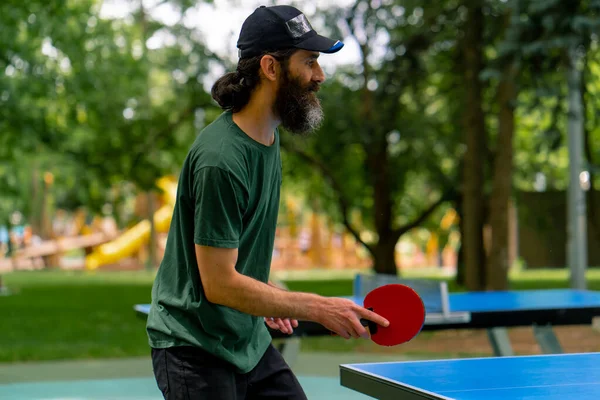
[313,63,325,84]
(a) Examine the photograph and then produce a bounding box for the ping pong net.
[353,273,471,325]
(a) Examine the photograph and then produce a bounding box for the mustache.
[307,82,320,92]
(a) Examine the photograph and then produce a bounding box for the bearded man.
[145,5,389,399]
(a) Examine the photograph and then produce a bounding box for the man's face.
[273,50,326,136]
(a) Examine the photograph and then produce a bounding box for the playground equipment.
[84,176,177,270]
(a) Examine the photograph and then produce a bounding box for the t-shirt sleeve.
[192,166,246,248]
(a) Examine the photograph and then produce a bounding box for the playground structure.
[268,199,461,271]
[1,173,463,273]
[0,176,178,272]
[84,176,177,270]
[0,223,118,271]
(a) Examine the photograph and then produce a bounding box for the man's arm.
[195,244,389,339]
[267,279,286,290]
[196,244,323,321]
[265,280,299,335]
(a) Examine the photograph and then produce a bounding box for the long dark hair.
[211,48,297,113]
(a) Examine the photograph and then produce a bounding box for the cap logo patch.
[285,14,313,38]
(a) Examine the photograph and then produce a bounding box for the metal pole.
[566,46,587,290]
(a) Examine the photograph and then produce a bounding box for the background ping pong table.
[134,274,600,359]
[339,352,600,399]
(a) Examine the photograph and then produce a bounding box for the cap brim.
[295,34,344,54]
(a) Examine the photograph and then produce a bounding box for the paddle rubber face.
[363,284,426,346]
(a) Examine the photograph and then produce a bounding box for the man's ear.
[259,55,279,82]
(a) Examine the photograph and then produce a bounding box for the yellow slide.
[85,176,178,270]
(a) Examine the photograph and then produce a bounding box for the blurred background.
[1,0,599,399]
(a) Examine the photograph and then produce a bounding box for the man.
[146,5,389,399]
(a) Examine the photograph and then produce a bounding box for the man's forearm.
[207,272,326,321]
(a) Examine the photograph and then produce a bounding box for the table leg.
[486,327,514,356]
[532,324,563,354]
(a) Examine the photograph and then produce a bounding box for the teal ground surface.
[0,376,371,400]
[0,352,416,399]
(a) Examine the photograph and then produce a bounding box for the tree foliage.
[1,0,599,281]
[0,0,218,226]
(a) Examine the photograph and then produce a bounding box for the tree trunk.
[455,193,466,287]
[487,62,517,291]
[462,0,487,291]
[368,139,397,275]
[371,236,398,275]
[40,172,60,268]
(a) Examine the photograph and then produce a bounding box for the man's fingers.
[357,307,390,327]
[265,318,287,333]
[345,316,367,339]
[278,319,289,334]
[349,317,370,339]
[276,319,289,334]
[264,318,297,335]
[336,328,351,339]
[265,318,278,329]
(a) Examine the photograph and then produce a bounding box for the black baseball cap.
[237,5,344,59]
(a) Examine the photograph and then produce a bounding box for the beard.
[273,69,323,136]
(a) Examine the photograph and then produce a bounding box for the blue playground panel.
[340,352,600,399]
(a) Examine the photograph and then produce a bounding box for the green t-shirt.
[146,111,282,373]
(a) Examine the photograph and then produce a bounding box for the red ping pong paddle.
[359,284,426,346]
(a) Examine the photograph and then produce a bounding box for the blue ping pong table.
[340,352,600,399]
[134,287,600,358]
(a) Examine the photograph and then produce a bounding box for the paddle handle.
[360,315,378,335]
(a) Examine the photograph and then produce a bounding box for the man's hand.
[265,316,299,335]
[315,297,389,340]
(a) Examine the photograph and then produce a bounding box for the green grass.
[1,268,599,363]
[509,268,600,290]
[284,279,354,296]
[0,271,155,363]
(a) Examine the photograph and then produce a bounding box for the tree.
[0,1,72,228]
[460,0,488,290]
[282,1,465,275]
[0,0,219,229]
[486,0,521,290]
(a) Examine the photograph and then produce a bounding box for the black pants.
[151,343,307,399]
